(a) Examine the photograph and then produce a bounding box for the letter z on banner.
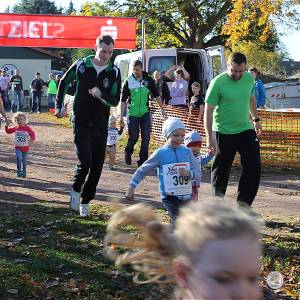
[0,13,137,49]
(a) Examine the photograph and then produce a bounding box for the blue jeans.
[47,94,56,109]
[31,91,42,112]
[125,112,151,164]
[11,90,23,112]
[16,149,27,175]
[162,195,191,224]
[0,90,10,111]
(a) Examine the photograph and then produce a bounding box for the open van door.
[205,46,226,82]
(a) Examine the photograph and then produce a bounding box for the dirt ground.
[0,114,299,221]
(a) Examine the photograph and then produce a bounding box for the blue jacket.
[254,79,266,107]
[130,144,201,199]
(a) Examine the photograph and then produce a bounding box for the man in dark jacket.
[10,69,23,112]
[55,35,121,217]
[30,72,45,113]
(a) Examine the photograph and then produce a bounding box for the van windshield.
[148,56,176,76]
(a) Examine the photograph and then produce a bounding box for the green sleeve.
[205,78,220,106]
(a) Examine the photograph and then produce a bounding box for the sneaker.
[108,164,115,170]
[237,201,261,218]
[70,188,80,212]
[21,171,26,178]
[125,153,131,165]
[79,204,89,217]
[17,171,22,177]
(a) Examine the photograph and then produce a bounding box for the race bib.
[163,162,192,195]
[15,131,29,147]
[107,130,119,146]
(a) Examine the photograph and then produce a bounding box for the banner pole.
[141,18,146,71]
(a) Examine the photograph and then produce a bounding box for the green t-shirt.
[47,79,58,95]
[205,71,254,134]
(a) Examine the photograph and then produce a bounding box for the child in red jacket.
[5,112,36,177]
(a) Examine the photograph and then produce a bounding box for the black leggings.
[72,124,107,204]
[211,129,261,206]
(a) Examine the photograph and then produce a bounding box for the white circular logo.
[1,64,17,76]
[266,271,284,290]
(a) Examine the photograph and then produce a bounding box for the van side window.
[149,56,176,75]
[211,56,223,78]
[119,59,130,83]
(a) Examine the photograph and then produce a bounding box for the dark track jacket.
[56,55,121,128]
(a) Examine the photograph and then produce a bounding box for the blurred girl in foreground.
[105,200,261,300]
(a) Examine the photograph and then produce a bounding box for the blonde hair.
[12,112,28,124]
[192,82,201,89]
[105,201,260,285]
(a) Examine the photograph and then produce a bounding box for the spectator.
[0,69,11,111]
[9,69,23,112]
[249,66,266,108]
[152,70,170,105]
[119,60,167,167]
[0,94,9,128]
[30,72,45,114]
[188,82,204,122]
[169,69,189,107]
[56,74,62,86]
[46,73,57,109]
[163,64,190,82]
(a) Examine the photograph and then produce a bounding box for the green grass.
[0,203,299,299]
[0,203,170,299]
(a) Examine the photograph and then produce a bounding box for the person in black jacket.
[30,72,45,113]
[153,70,170,105]
[55,35,121,217]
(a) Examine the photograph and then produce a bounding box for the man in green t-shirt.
[204,52,262,211]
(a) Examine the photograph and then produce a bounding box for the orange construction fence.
[150,104,300,169]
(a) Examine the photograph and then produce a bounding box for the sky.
[0,0,300,61]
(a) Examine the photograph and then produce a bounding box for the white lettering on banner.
[163,162,192,195]
[28,21,41,38]
[0,21,65,39]
[52,23,65,37]
[8,21,21,38]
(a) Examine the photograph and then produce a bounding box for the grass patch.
[33,113,72,129]
[0,203,170,299]
[0,202,299,299]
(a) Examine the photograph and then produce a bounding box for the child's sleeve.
[201,153,214,166]
[189,149,201,183]
[130,150,160,188]
[4,125,16,134]
[27,126,36,141]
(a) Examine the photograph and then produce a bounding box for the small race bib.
[163,162,192,195]
[15,131,29,147]
[107,130,119,146]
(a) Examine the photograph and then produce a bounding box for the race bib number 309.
[163,162,192,195]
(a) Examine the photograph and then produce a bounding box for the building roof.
[0,47,61,59]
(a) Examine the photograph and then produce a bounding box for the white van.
[114,46,226,95]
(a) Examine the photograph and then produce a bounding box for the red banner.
[0,13,137,49]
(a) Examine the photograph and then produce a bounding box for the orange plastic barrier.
[150,104,300,169]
